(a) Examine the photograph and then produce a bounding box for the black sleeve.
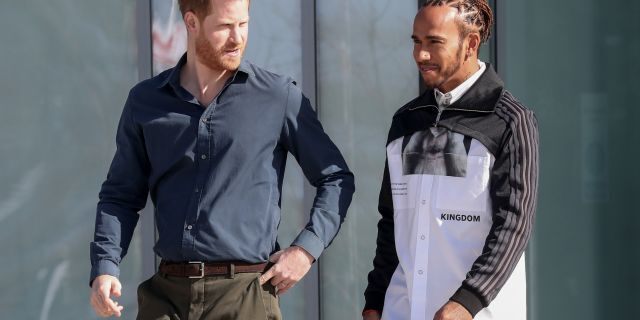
[363,160,399,313]
[450,107,539,316]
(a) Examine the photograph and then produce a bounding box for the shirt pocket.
[436,155,490,212]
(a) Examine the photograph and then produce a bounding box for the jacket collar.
[411,63,505,113]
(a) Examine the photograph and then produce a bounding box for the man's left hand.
[433,301,472,320]
[259,246,314,295]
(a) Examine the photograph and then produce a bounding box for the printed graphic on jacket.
[401,127,472,177]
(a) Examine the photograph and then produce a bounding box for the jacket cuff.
[291,229,325,260]
[90,259,120,287]
[362,309,381,317]
[450,286,485,316]
[363,299,385,313]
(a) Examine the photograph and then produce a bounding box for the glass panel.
[150,1,308,318]
[151,0,187,75]
[0,1,141,319]
[316,1,419,318]
[500,1,640,319]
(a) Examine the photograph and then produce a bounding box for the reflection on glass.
[152,0,186,75]
[0,1,141,319]
[316,0,418,318]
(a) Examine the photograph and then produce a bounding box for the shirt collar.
[434,60,486,107]
[157,53,255,90]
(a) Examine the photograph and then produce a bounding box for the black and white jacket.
[364,66,539,320]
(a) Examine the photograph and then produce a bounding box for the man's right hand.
[363,310,381,320]
[90,275,124,318]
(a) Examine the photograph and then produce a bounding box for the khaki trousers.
[136,272,281,320]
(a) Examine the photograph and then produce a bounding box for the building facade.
[1,0,639,319]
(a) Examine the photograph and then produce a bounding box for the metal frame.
[300,1,322,320]
[493,0,505,75]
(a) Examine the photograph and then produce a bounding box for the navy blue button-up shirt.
[90,55,355,282]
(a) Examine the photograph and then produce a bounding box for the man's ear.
[183,11,200,34]
[466,32,481,60]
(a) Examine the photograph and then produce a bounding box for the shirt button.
[421,200,426,205]
[420,235,426,240]
[418,270,424,275]
[201,154,207,160]
[186,225,193,230]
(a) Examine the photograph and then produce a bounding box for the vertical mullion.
[302,0,318,111]
[493,0,505,75]
[301,1,321,320]
[489,0,497,69]
[136,0,156,280]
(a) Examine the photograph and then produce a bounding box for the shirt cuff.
[450,286,485,317]
[290,229,325,260]
[90,259,120,287]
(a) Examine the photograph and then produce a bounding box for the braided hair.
[421,0,494,43]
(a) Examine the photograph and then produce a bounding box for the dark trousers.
[137,272,281,320]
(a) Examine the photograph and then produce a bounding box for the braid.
[421,0,493,43]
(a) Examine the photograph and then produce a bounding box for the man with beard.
[363,1,538,320]
[88,0,354,318]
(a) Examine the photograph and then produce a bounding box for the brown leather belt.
[159,260,270,278]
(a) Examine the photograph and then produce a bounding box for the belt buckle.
[188,261,205,279]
